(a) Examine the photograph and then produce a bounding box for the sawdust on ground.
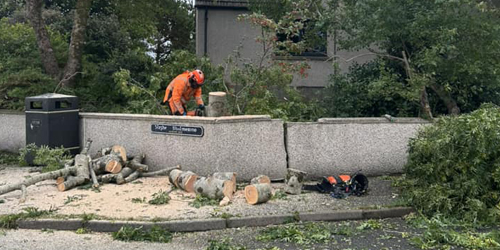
[0,166,400,221]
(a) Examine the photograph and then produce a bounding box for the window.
[276,19,327,58]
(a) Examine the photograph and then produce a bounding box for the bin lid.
[27,93,77,99]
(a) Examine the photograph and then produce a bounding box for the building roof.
[195,0,250,8]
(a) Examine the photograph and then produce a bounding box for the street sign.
[151,124,204,137]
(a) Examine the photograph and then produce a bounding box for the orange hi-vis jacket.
[162,71,204,115]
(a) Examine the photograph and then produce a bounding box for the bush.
[402,104,500,224]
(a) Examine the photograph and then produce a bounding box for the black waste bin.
[25,94,80,158]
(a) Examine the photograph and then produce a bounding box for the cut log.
[88,162,99,188]
[168,169,183,187]
[250,175,271,185]
[219,196,231,207]
[194,177,234,200]
[284,168,307,195]
[177,171,198,193]
[99,174,116,183]
[20,185,27,203]
[58,176,86,192]
[93,154,123,174]
[0,166,77,195]
[124,171,140,183]
[141,165,180,177]
[127,154,148,172]
[213,172,237,193]
[245,183,272,205]
[115,167,134,185]
[111,145,127,162]
[207,91,227,117]
[74,154,90,181]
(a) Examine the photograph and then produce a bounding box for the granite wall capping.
[317,117,431,124]
[80,113,271,124]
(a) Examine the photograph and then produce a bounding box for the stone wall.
[286,118,429,178]
[80,113,287,181]
[0,110,429,180]
[0,111,25,153]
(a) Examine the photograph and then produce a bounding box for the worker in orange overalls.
[161,69,205,116]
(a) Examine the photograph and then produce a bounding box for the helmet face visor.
[189,77,200,88]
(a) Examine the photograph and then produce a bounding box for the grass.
[0,207,55,229]
[256,222,332,245]
[112,225,172,243]
[148,190,170,205]
[64,195,83,205]
[189,195,219,208]
[0,151,18,165]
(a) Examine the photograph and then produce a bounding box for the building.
[194,0,373,95]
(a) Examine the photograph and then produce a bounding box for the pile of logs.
[0,139,306,207]
[0,139,180,196]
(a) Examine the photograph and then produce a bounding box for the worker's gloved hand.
[182,111,187,116]
[160,100,166,105]
[198,104,205,110]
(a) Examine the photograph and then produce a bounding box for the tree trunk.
[245,183,272,205]
[127,154,148,172]
[213,172,237,192]
[207,92,228,117]
[0,167,76,195]
[194,177,233,200]
[177,171,198,193]
[430,83,460,115]
[93,154,123,174]
[60,0,93,88]
[26,0,60,78]
[168,169,183,187]
[250,175,270,185]
[115,167,134,184]
[420,86,434,120]
[285,168,307,195]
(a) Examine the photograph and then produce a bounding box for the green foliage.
[402,105,500,224]
[0,150,18,165]
[0,18,67,110]
[112,225,172,243]
[206,238,247,250]
[75,227,90,234]
[189,195,219,208]
[256,222,332,245]
[322,0,500,117]
[131,197,146,204]
[356,219,382,231]
[323,61,420,117]
[64,195,83,205]
[271,190,288,200]
[148,190,170,205]
[18,144,71,172]
[406,214,500,249]
[0,207,54,229]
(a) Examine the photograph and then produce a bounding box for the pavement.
[0,166,412,233]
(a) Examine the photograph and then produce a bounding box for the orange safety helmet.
[188,69,205,86]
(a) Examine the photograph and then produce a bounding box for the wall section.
[0,111,25,153]
[81,113,287,181]
[286,118,429,178]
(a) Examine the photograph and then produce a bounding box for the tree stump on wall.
[207,92,227,117]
